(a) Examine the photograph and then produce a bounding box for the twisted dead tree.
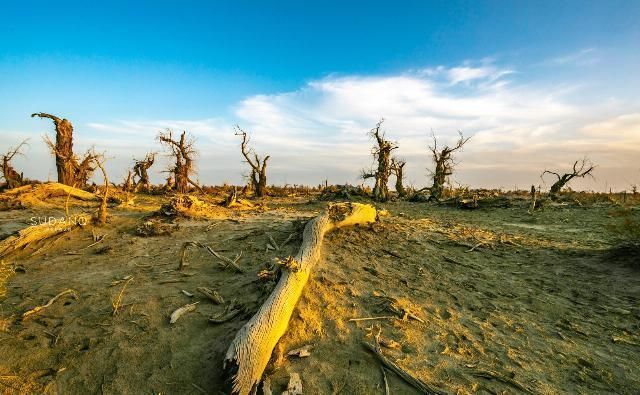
[1,139,29,189]
[157,130,202,194]
[122,170,133,192]
[93,155,109,225]
[391,157,406,198]
[223,203,377,394]
[235,126,270,198]
[542,158,595,200]
[133,152,155,193]
[428,130,470,201]
[31,112,97,187]
[362,119,397,202]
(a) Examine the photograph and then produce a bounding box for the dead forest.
[0,113,638,395]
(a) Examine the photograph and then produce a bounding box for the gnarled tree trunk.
[223,203,377,394]
[31,113,75,185]
[362,119,397,202]
[32,113,96,187]
[133,152,155,193]
[235,126,270,198]
[158,131,202,194]
[428,131,469,201]
[1,140,29,189]
[391,158,406,198]
[542,158,595,201]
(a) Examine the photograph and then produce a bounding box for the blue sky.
[1,1,639,190]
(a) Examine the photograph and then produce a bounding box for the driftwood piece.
[22,289,77,320]
[197,287,225,304]
[287,344,312,358]
[223,202,377,394]
[209,301,243,324]
[169,302,199,324]
[363,341,447,395]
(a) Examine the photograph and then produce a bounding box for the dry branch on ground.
[222,202,377,395]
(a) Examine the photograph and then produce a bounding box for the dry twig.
[23,289,77,320]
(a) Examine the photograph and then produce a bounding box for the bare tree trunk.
[1,140,29,189]
[32,113,97,188]
[542,159,595,201]
[122,170,133,192]
[94,158,109,225]
[32,113,76,185]
[223,203,377,394]
[362,119,397,202]
[391,158,406,198]
[428,131,469,201]
[133,152,155,193]
[158,131,197,194]
[236,127,270,198]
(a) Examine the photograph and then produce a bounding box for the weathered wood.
[223,203,377,394]
[0,213,90,257]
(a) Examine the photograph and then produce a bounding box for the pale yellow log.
[223,202,377,395]
[0,214,90,257]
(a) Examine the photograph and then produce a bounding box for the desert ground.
[0,185,638,394]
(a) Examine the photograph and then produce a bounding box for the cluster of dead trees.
[359,119,600,203]
[2,112,602,202]
[2,113,274,199]
[361,120,471,202]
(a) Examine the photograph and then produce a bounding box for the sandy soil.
[0,191,638,394]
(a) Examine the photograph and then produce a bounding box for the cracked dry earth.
[0,196,638,394]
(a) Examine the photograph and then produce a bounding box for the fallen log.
[0,182,97,209]
[0,214,90,257]
[223,202,377,394]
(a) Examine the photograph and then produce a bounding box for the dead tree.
[133,152,155,193]
[122,170,133,192]
[428,131,470,201]
[157,130,202,194]
[1,139,29,189]
[32,112,97,187]
[235,126,270,198]
[93,155,109,225]
[542,158,595,200]
[391,157,406,198]
[362,119,397,202]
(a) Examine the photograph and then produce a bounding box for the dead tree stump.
[32,112,97,187]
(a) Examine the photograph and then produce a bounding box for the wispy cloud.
[546,48,600,66]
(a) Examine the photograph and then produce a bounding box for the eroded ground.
[0,193,638,394]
